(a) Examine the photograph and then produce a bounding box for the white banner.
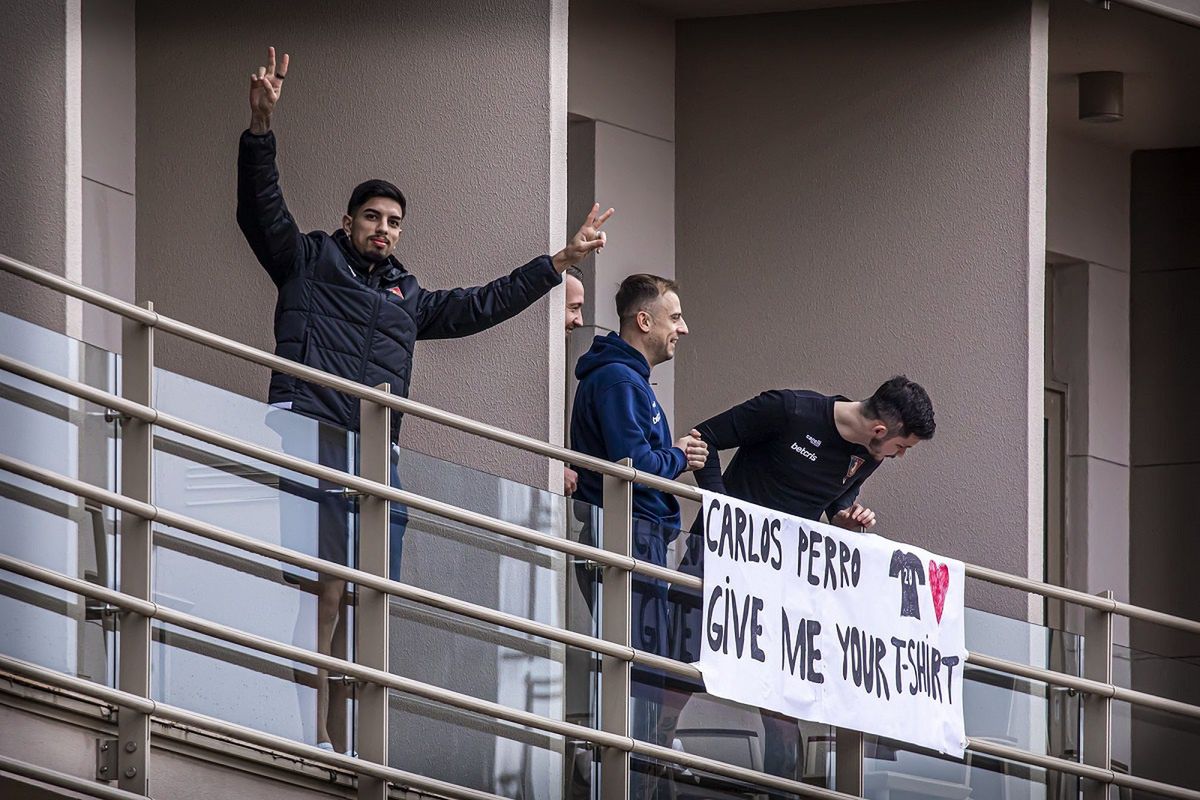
[696,490,968,757]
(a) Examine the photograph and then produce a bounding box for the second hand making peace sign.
[553,203,614,274]
[249,46,290,134]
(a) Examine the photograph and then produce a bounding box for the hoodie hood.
[575,332,650,382]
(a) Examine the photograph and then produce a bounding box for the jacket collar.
[333,229,405,285]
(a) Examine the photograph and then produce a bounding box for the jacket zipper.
[357,290,383,386]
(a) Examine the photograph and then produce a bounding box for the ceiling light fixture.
[1078,71,1124,123]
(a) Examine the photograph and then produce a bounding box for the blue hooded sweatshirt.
[570,332,685,529]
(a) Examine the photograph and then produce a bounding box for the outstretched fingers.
[577,235,606,253]
[582,203,614,230]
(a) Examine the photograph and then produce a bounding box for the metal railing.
[2,251,1200,800]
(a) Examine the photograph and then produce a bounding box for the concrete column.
[0,0,83,334]
[82,0,137,353]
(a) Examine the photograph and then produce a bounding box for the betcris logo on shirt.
[790,442,818,462]
[651,400,661,425]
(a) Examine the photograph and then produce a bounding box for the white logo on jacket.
[790,442,818,461]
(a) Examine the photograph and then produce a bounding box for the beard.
[358,246,390,264]
[867,435,887,459]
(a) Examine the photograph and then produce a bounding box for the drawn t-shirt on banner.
[888,550,926,619]
[693,390,882,522]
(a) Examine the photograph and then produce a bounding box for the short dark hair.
[565,265,584,282]
[863,376,935,439]
[347,179,407,218]
[615,273,678,326]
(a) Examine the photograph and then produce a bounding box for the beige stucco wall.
[0,1,81,334]
[568,0,674,142]
[134,0,566,487]
[674,0,1048,619]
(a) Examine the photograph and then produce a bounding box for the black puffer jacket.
[236,130,561,440]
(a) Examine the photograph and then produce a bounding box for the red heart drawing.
[929,561,950,624]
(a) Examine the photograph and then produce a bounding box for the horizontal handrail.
[0,654,506,800]
[0,452,701,682]
[5,255,1200,634]
[1,266,1199,798]
[16,349,1200,706]
[964,562,1200,636]
[0,754,150,800]
[5,605,1200,800]
[0,557,853,800]
[0,353,651,579]
[966,652,1200,721]
[0,553,632,750]
[11,448,1200,727]
[7,357,1200,712]
[0,253,685,498]
[967,738,1200,800]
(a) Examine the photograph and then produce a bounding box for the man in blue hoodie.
[571,273,706,526]
[570,273,706,792]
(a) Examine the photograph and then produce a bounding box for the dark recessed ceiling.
[1050,0,1200,150]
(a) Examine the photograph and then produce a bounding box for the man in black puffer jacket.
[239,47,611,441]
[238,46,611,753]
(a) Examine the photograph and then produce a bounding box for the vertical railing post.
[835,727,865,795]
[1083,590,1114,800]
[600,459,633,800]
[117,302,154,794]
[357,385,392,800]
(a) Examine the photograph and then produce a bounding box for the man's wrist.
[249,114,271,135]
[551,250,571,274]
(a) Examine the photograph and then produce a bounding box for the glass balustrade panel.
[0,312,118,685]
[1113,640,1200,792]
[150,365,583,779]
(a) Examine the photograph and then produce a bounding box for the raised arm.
[693,390,790,494]
[236,46,310,286]
[413,204,614,339]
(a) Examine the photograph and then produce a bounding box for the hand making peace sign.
[249,46,290,134]
[552,203,615,273]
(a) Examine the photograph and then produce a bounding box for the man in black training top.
[671,376,935,782]
[237,46,612,753]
